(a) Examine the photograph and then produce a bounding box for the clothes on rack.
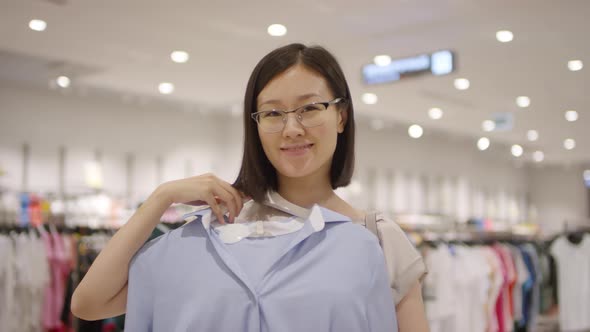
[1,228,73,331]
[0,191,132,230]
[0,227,117,332]
[421,241,554,332]
[40,226,72,330]
[1,230,49,332]
[549,233,590,332]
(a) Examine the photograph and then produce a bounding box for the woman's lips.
[280,144,314,156]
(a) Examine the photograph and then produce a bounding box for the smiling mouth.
[280,144,314,151]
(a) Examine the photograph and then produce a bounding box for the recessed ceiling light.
[533,151,544,163]
[374,55,392,67]
[267,24,287,37]
[564,138,576,150]
[496,30,514,43]
[511,144,523,157]
[56,76,71,88]
[370,119,385,131]
[477,137,490,151]
[454,78,470,90]
[408,124,423,139]
[482,120,495,132]
[158,82,174,94]
[565,110,579,122]
[428,107,444,120]
[29,19,47,32]
[516,96,530,108]
[568,60,583,72]
[527,130,539,142]
[362,93,378,105]
[170,51,189,63]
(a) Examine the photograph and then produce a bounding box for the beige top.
[371,212,427,305]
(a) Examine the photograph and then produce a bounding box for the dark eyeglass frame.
[251,98,346,132]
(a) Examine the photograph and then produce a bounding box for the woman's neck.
[277,173,336,209]
[275,164,365,221]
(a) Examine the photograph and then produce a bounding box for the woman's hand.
[71,173,249,320]
[160,173,249,224]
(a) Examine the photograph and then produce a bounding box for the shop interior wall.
[527,164,589,234]
[0,83,225,204]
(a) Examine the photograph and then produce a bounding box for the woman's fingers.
[217,182,244,221]
[203,194,225,225]
[171,174,249,224]
[210,183,240,224]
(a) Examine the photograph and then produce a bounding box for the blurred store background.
[0,0,589,331]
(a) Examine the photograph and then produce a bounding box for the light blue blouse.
[125,204,397,332]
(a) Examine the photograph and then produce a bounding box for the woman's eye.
[303,105,322,112]
[263,111,282,118]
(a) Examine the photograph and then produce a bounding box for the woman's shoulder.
[368,211,428,304]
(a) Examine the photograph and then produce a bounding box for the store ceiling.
[0,0,588,165]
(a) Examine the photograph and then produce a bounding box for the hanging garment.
[550,234,590,332]
[423,244,456,332]
[0,234,16,331]
[126,203,398,332]
[184,190,426,305]
[41,228,71,330]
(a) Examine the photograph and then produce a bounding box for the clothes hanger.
[566,231,585,245]
[156,223,171,234]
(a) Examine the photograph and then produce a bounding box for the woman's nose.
[282,113,305,137]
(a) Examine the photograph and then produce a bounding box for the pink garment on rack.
[41,230,72,330]
[492,245,509,332]
[499,246,517,326]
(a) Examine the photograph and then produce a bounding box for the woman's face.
[256,64,347,180]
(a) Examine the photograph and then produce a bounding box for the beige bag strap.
[364,211,379,239]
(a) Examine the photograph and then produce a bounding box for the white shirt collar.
[181,190,352,242]
[263,190,310,219]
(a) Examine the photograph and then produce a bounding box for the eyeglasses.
[251,98,345,133]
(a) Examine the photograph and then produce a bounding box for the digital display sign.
[362,50,455,85]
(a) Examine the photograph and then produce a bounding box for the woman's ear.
[337,108,348,134]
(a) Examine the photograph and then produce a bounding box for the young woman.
[71,43,429,331]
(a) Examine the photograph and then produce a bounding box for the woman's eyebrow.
[258,93,323,108]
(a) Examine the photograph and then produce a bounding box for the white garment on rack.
[31,231,50,332]
[550,234,590,332]
[467,248,492,332]
[423,244,456,332]
[451,246,491,332]
[0,235,16,331]
[3,232,50,332]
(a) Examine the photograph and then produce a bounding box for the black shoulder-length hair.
[232,43,356,202]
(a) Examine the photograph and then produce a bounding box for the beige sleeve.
[376,214,427,305]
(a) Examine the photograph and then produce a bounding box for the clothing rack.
[417,230,539,248]
[1,222,118,331]
[401,218,541,246]
[0,223,116,236]
[545,221,590,245]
